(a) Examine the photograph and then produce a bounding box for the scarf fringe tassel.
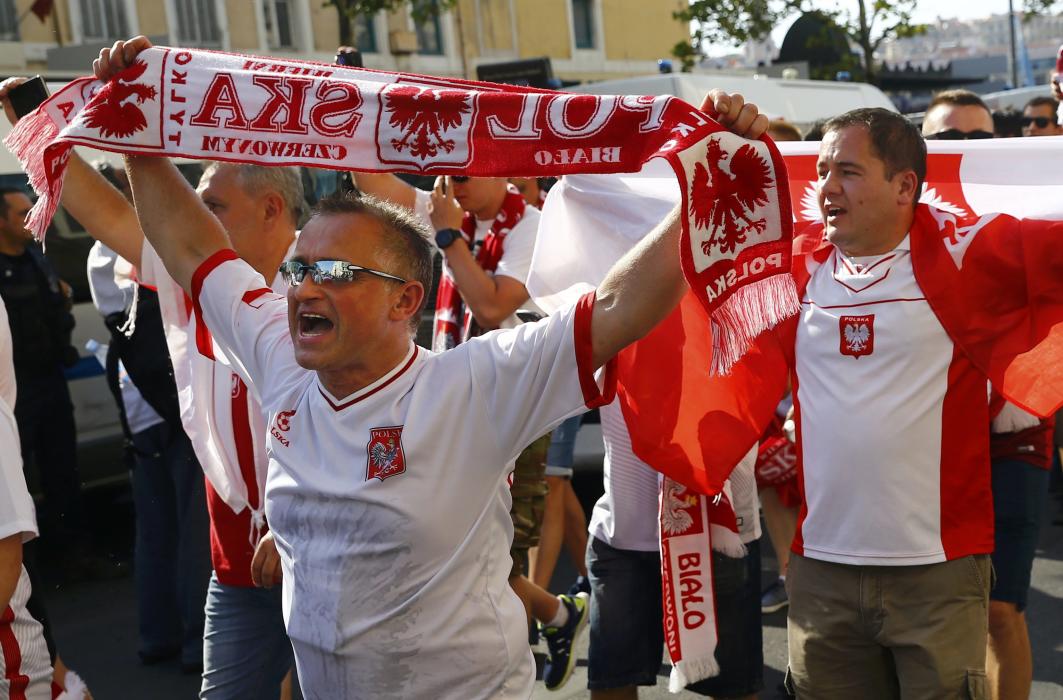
[669,655,721,693]
[3,105,65,245]
[709,273,799,376]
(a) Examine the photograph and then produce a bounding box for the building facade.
[1,0,687,83]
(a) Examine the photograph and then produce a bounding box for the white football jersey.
[194,251,613,699]
[794,236,992,566]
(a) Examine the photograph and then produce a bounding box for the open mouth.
[298,313,334,337]
[825,206,846,219]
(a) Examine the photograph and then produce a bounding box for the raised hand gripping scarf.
[6,45,797,374]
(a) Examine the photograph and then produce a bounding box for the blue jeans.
[131,422,212,665]
[201,574,294,700]
[586,536,763,696]
[546,414,583,477]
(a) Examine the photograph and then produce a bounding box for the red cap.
[1057,44,1063,73]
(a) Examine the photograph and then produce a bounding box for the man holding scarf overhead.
[76,36,772,699]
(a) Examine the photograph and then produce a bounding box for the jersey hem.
[799,544,992,566]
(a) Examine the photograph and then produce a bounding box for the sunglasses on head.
[924,129,994,140]
[1021,116,1053,129]
[278,260,406,286]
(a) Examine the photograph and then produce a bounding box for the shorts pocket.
[964,555,991,594]
[964,669,987,699]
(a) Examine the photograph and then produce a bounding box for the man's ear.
[897,170,920,207]
[392,281,426,325]
[263,192,284,224]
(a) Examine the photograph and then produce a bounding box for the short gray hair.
[202,162,306,226]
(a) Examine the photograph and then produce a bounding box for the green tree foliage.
[673,0,924,83]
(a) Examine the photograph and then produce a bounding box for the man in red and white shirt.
[783,108,1063,698]
[96,34,770,699]
[29,149,300,696]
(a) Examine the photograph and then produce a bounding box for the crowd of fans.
[0,34,1061,700]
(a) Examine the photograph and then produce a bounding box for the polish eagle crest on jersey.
[377,83,476,171]
[366,426,407,481]
[81,59,157,139]
[689,135,775,259]
[839,314,875,358]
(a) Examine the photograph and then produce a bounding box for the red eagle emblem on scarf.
[82,59,157,139]
[383,85,471,160]
[690,138,773,256]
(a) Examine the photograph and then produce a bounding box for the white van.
[569,73,898,130]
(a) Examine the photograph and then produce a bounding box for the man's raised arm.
[94,37,229,293]
[0,78,145,267]
[589,92,768,369]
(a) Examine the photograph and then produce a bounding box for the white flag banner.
[528,136,1063,313]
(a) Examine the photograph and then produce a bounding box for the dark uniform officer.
[0,186,84,542]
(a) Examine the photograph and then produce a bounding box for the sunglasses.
[1021,116,1053,129]
[925,129,994,140]
[450,176,470,183]
[279,260,406,286]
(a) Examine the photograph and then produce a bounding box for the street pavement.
[36,470,1063,698]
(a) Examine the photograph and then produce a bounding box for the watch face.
[436,229,457,249]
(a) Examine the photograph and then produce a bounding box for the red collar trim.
[318,345,419,412]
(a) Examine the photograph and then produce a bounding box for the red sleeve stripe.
[574,291,617,409]
[241,288,272,305]
[190,249,239,361]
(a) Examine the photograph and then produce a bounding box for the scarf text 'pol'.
[6,46,797,373]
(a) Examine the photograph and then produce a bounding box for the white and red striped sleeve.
[0,568,53,700]
[190,250,299,408]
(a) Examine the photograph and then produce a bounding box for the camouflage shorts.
[509,432,551,579]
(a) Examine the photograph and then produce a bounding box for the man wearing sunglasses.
[921,89,995,141]
[1021,96,1063,137]
[95,35,772,700]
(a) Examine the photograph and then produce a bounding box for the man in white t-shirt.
[95,32,770,699]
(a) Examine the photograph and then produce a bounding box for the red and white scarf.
[432,186,526,350]
[5,45,797,374]
[658,477,746,690]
